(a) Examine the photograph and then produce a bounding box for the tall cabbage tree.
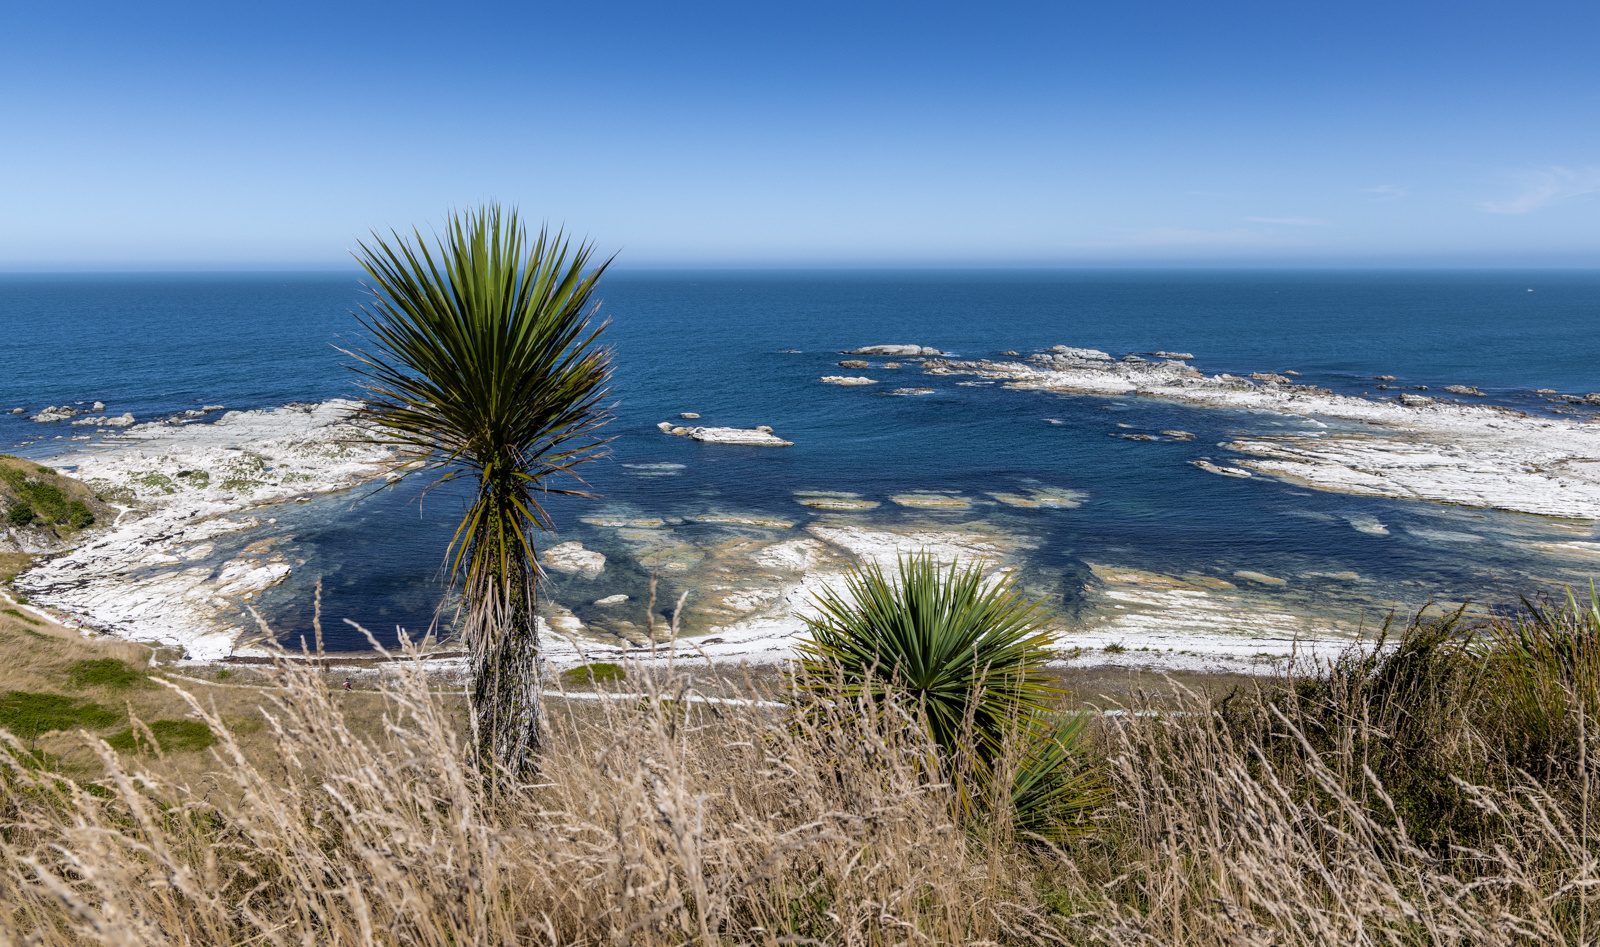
[345,205,613,776]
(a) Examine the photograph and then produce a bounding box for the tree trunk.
[465,557,544,780]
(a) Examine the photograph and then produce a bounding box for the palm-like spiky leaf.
[795,553,1062,763]
[344,204,614,775]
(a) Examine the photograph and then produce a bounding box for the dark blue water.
[4,270,1598,649]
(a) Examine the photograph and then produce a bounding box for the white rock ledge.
[657,422,792,446]
[846,344,945,357]
[14,400,395,660]
[929,349,1600,520]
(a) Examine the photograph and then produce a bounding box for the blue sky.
[1,0,1597,268]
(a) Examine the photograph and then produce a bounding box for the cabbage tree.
[345,205,613,777]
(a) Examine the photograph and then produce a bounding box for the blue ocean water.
[3,270,1598,650]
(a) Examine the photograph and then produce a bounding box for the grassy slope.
[0,599,409,787]
[0,455,113,543]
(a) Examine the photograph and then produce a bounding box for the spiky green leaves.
[795,554,1100,838]
[345,203,615,582]
[797,554,1060,758]
[344,204,615,773]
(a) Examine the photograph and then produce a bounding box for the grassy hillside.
[0,455,112,544]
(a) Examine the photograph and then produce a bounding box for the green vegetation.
[561,662,625,685]
[0,460,99,533]
[0,465,70,523]
[0,691,118,734]
[175,469,211,488]
[132,471,176,495]
[106,719,215,754]
[347,203,615,776]
[218,454,266,491]
[67,658,149,690]
[3,608,42,626]
[796,553,1061,762]
[796,554,1100,839]
[1,591,1600,944]
[6,502,33,527]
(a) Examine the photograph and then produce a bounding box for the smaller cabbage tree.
[795,553,1101,838]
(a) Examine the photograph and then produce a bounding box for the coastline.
[13,401,394,660]
[9,340,1599,673]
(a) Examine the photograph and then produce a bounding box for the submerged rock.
[794,492,880,511]
[836,360,870,368]
[543,541,606,578]
[986,487,1085,509]
[888,493,971,509]
[688,512,795,529]
[821,376,876,385]
[1233,570,1287,586]
[886,388,934,396]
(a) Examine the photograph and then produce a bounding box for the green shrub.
[66,501,94,529]
[1483,586,1600,783]
[795,553,1098,839]
[0,691,119,734]
[561,662,626,685]
[106,719,216,754]
[6,502,34,527]
[796,554,1061,761]
[0,466,72,523]
[67,658,148,690]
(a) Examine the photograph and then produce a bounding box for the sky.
[1,0,1597,268]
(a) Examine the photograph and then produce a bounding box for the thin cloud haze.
[1246,217,1331,226]
[1480,167,1600,215]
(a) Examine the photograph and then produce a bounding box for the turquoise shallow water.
[2,270,1598,650]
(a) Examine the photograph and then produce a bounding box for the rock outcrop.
[821,376,876,385]
[657,422,793,446]
[846,344,944,357]
[32,406,77,422]
[543,541,606,577]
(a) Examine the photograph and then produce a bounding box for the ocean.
[3,270,1599,652]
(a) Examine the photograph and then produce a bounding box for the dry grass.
[0,603,1597,944]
